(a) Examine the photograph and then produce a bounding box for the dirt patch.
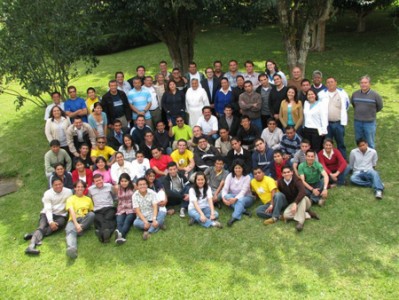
[0,177,22,197]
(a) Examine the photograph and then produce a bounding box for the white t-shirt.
[188,187,212,211]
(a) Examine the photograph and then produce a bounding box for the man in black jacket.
[201,67,220,108]
[218,104,240,135]
[102,80,131,128]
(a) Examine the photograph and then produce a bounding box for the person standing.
[102,80,132,128]
[64,86,88,123]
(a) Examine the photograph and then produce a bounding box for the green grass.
[1,12,399,299]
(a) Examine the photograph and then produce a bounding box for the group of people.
[25,59,385,259]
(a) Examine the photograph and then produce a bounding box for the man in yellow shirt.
[90,136,116,167]
[170,139,195,178]
[250,167,278,223]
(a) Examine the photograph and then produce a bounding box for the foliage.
[0,0,100,108]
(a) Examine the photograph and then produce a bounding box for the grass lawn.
[1,12,399,299]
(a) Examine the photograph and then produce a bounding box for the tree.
[0,0,100,109]
[311,0,337,52]
[334,0,395,32]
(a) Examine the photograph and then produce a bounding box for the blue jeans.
[65,212,95,249]
[327,121,346,159]
[329,165,351,186]
[354,120,376,149]
[255,192,287,219]
[304,180,325,204]
[133,211,166,233]
[224,194,254,220]
[116,213,135,238]
[188,207,219,228]
[350,170,384,191]
[252,118,263,132]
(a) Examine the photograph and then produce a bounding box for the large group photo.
[0,1,398,299]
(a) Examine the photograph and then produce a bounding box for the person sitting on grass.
[349,138,384,199]
[251,138,274,177]
[133,177,166,240]
[110,152,135,185]
[65,180,95,259]
[318,138,350,187]
[188,172,223,229]
[48,163,73,190]
[73,143,93,170]
[90,136,116,167]
[298,149,329,206]
[292,139,318,177]
[88,174,116,243]
[277,166,319,232]
[131,150,150,181]
[222,159,254,227]
[145,169,172,215]
[150,147,173,178]
[170,139,195,178]
[114,173,136,245]
[24,177,72,255]
[44,139,72,178]
[93,157,112,184]
[204,157,229,208]
[71,158,93,195]
[270,150,288,181]
[279,125,302,163]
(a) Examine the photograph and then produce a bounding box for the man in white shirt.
[115,71,131,95]
[349,138,384,199]
[243,60,260,89]
[261,118,283,150]
[196,106,219,143]
[44,92,65,120]
[142,75,162,128]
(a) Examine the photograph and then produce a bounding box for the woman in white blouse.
[302,89,328,152]
[45,106,71,150]
[185,78,210,127]
[222,159,254,227]
[110,152,135,185]
[188,172,222,228]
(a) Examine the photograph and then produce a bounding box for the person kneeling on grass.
[278,166,319,232]
[188,172,222,228]
[65,180,95,259]
[222,159,254,227]
[24,177,72,255]
[133,177,166,240]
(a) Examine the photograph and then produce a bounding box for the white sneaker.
[179,208,186,218]
[211,221,223,229]
[375,190,383,199]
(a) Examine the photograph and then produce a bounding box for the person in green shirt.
[298,149,329,206]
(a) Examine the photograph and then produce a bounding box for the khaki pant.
[283,196,311,224]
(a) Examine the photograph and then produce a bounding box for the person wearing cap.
[24,177,72,255]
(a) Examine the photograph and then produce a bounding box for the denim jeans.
[354,120,376,149]
[133,210,166,233]
[65,212,95,249]
[327,121,346,159]
[252,118,263,132]
[188,207,219,228]
[116,213,136,238]
[224,194,254,220]
[350,170,384,191]
[329,165,351,186]
[304,180,325,204]
[255,192,287,219]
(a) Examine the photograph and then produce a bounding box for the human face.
[55,165,65,177]
[146,172,155,183]
[116,73,124,84]
[157,74,165,84]
[234,164,243,177]
[80,146,89,156]
[285,129,295,140]
[156,122,165,132]
[136,117,145,128]
[109,81,118,93]
[94,104,102,115]
[326,78,337,92]
[259,76,269,88]
[241,118,250,129]
[360,78,370,92]
[74,182,85,197]
[191,79,199,90]
[52,93,61,104]
[287,88,296,101]
[313,74,322,86]
[168,81,177,92]
[168,165,178,177]
[87,89,96,100]
[229,61,237,72]
[137,180,148,194]
[75,161,85,172]
[224,107,232,117]
[244,82,252,93]
[177,141,187,153]
[74,118,83,129]
[133,79,142,90]
[193,127,202,137]
[267,120,277,132]
[306,90,317,103]
[52,107,62,119]
[305,151,315,165]
[52,180,64,193]
[237,77,244,88]
[282,168,293,181]
[358,141,368,153]
[97,139,106,150]
[292,67,302,79]
[151,149,161,159]
[136,153,144,163]
[96,159,105,170]
[51,144,60,154]
[245,63,254,74]
[195,175,206,188]
[215,160,224,171]
[198,139,208,150]
[189,64,197,74]
[144,77,153,87]
[116,153,124,165]
[145,133,154,144]
[221,79,229,90]
[114,122,122,133]
[203,108,212,120]
[120,178,130,189]
[219,129,228,139]
[323,141,333,153]
[230,139,241,151]
[255,140,265,152]
[68,88,77,99]
[172,70,181,80]
[214,62,222,72]
[137,67,145,77]
[273,76,282,87]
[94,176,104,188]
[205,68,214,79]
[266,61,276,72]
[124,136,132,147]
[253,169,264,181]
[300,143,310,153]
[176,117,184,127]
[301,81,311,92]
[160,63,167,73]
[273,153,283,164]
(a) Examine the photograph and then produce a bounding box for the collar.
[234,148,244,155]
[284,178,292,185]
[323,149,334,158]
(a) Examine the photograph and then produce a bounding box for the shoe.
[243,211,252,218]
[142,231,150,240]
[167,209,175,215]
[188,218,195,226]
[279,215,287,223]
[103,229,111,243]
[159,224,167,230]
[227,218,237,227]
[95,230,102,242]
[115,237,126,245]
[66,247,78,259]
[23,233,33,241]
[25,245,40,255]
[307,210,320,220]
[295,222,304,232]
[263,218,277,225]
[179,208,186,218]
[114,229,122,241]
[318,199,326,207]
[212,221,223,229]
[375,190,383,200]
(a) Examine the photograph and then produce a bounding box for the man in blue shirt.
[65,86,88,123]
[127,78,153,129]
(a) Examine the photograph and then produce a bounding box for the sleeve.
[202,90,210,106]
[317,151,330,175]
[44,152,53,173]
[189,187,197,203]
[45,120,53,142]
[42,191,54,223]
[294,178,306,204]
[239,94,252,110]
[132,194,139,209]
[221,174,231,197]
[88,115,96,129]
[64,101,71,113]
[279,103,287,128]
[375,92,383,112]
[292,150,301,164]
[335,150,348,174]
[297,163,305,176]
[295,103,303,130]
[372,151,378,167]
[206,187,213,199]
[235,176,251,199]
[349,151,355,170]
[65,150,72,172]
[212,117,218,131]
[66,127,78,155]
[103,112,108,127]
[110,165,118,184]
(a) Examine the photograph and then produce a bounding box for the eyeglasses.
[97,141,105,144]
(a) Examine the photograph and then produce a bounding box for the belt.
[329,121,340,123]
[150,107,160,111]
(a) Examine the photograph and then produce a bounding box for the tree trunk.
[357,12,367,33]
[313,20,326,52]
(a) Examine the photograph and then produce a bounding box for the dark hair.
[49,105,66,120]
[193,172,209,199]
[93,102,102,112]
[74,179,87,189]
[73,116,83,121]
[301,139,311,145]
[53,163,65,170]
[258,73,267,81]
[145,169,156,177]
[86,87,96,94]
[220,77,229,84]
[73,158,86,169]
[306,89,318,101]
[51,91,61,98]
[189,61,197,67]
[95,157,108,170]
[93,173,103,180]
[282,165,293,172]
[243,80,253,86]
[305,149,316,156]
[118,173,134,191]
[301,78,311,85]
[215,156,225,163]
[167,161,178,169]
[202,106,212,113]
[113,119,122,126]
[167,80,178,92]
[252,166,264,173]
[122,134,138,151]
[136,115,145,121]
[265,59,279,74]
[67,85,76,92]
[136,65,145,71]
[159,60,167,65]
[240,115,251,122]
[115,71,124,78]
[177,139,187,146]
[273,73,282,80]
[230,137,241,144]
[224,104,233,110]
[285,86,298,103]
[51,176,63,185]
[50,139,61,147]
[79,143,89,150]
[136,150,145,156]
[267,118,277,125]
[136,177,148,186]
[254,138,265,145]
[144,75,153,81]
[231,159,248,176]
[285,125,296,132]
[356,138,368,146]
[151,146,163,153]
[108,79,117,85]
[172,67,180,72]
[244,60,254,67]
[114,151,125,159]
[273,149,283,156]
[236,75,245,81]
[323,138,334,146]
[213,60,222,66]
[228,59,238,65]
